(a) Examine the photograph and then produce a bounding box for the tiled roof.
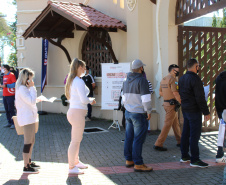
[48,0,126,30]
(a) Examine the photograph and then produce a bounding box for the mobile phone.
[26,78,30,87]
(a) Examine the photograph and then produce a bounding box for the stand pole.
[108,109,120,131]
[38,93,47,115]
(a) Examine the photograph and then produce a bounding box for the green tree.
[0,14,10,38]
[212,14,217,27]
[7,0,17,67]
[220,8,226,28]
[0,15,10,64]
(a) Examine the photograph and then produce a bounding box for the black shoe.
[176,144,181,147]
[3,124,11,128]
[30,162,40,169]
[216,146,224,158]
[10,125,15,129]
[190,160,209,168]
[23,164,39,173]
[153,145,167,151]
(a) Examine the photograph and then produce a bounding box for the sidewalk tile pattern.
[0,112,225,185]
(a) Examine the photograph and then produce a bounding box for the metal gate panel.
[176,0,226,25]
[178,25,226,131]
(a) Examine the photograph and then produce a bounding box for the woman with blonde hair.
[15,68,40,173]
[65,58,96,174]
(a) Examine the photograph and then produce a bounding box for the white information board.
[101,63,131,110]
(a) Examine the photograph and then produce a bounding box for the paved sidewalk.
[0,89,5,113]
[0,87,225,185]
[0,110,225,185]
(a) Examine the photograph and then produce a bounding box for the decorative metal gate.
[176,0,226,25]
[178,25,226,131]
[82,30,112,77]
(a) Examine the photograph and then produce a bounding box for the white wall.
[153,0,179,133]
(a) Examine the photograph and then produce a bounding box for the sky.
[204,9,223,17]
[0,0,16,23]
[0,0,17,63]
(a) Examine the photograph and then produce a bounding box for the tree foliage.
[220,8,226,28]
[212,8,226,28]
[7,0,17,67]
[0,14,10,38]
[212,14,217,27]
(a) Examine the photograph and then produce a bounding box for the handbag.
[12,115,39,135]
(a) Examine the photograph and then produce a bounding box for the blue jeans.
[87,104,92,118]
[181,111,202,163]
[3,96,15,125]
[124,110,148,165]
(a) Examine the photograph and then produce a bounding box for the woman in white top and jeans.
[65,58,96,174]
[15,68,40,173]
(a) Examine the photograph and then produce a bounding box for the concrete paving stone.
[0,111,226,184]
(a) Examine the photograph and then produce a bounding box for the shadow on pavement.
[1,112,225,184]
[66,176,81,185]
[3,174,30,185]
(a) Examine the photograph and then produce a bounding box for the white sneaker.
[76,161,88,169]
[68,166,84,174]
[216,156,226,163]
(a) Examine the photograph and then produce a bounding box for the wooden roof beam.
[23,5,52,39]
[49,17,66,32]
[51,6,88,31]
[33,31,74,38]
[46,37,72,63]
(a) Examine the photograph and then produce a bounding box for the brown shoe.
[126,160,134,168]
[134,164,153,172]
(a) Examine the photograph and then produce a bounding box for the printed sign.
[101,63,130,110]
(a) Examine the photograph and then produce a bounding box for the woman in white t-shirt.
[15,68,40,174]
[65,58,96,174]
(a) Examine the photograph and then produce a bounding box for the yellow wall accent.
[113,0,117,4]
[120,0,124,9]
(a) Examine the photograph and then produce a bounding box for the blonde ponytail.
[65,58,86,99]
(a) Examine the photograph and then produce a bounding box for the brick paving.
[0,89,225,184]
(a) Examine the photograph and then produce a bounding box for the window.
[17,38,24,47]
[82,30,112,77]
[113,0,117,4]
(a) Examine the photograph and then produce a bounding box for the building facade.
[17,0,185,131]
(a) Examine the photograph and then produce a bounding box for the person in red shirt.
[0,65,16,129]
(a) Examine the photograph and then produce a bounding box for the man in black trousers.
[179,58,210,168]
